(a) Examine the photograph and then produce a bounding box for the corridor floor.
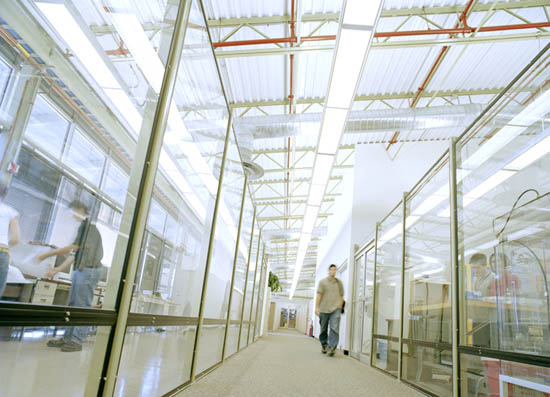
[178,329,424,396]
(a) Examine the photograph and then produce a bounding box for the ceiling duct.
[231,104,489,139]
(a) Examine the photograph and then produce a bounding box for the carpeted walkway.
[178,329,424,396]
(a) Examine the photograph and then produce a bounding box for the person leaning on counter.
[37,200,104,352]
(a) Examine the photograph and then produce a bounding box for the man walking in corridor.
[315,264,344,357]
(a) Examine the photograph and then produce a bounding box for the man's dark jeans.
[319,309,341,349]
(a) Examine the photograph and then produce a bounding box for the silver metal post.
[0,71,39,176]
[248,240,263,343]
[190,113,234,382]
[252,244,266,341]
[370,222,380,366]
[222,173,248,361]
[237,208,256,351]
[101,2,192,394]
[449,137,461,396]
[398,193,408,380]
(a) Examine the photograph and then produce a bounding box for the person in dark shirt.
[38,200,104,352]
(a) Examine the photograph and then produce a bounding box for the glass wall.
[372,203,403,376]
[351,253,365,359]
[0,1,268,396]
[402,159,452,396]
[240,227,260,349]
[348,43,550,396]
[456,44,550,397]
[225,191,254,357]
[350,244,375,363]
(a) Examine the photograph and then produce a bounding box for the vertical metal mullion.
[222,173,248,361]
[450,137,461,397]
[237,208,256,352]
[247,235,262,343]
[252,246,266,341]
[370,222,380,366]
[350,252,358,355]
[190,113,234,382]
[100,1,192,395]
[398,193,407,380]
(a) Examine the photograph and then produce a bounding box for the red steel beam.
[386,0,476,150]
[213,22,550,48]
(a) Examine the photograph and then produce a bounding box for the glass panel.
[196,132,244,371]
[0,56,11,104]
[457,47,550,353]
[362,249,375,357]
[64,129,106,186]
[225,191,254,357]
[0,325,111,396]
[457,46,550,395]
[460,353,550,397]
[102,162,129,205]
[402,161,452,395]
[115,326,196,396]
[241,226,259,348]
[351,253,365,358]
[23,95,69,158]
[0,0,180,317]
[249,244,264,344]
[373,204,403,376]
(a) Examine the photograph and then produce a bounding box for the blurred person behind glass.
[0,179,20,297]
[469,253,497,348]
[37,200,103,352]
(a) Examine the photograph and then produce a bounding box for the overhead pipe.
[212,23,550,48]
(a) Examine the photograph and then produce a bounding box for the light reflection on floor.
[0,325,251,396]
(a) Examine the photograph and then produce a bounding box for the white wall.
[314,141,448,351]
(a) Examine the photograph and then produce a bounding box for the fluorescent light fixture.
[302,206,319,234]
[308,184,327,206]
[412,185,448,216]
[504,135,550,171]
[318,108,348,154]
[37,2,142,135]
[463,170,516,205]
[311,154,334,185]
[109,12,164,92]
[462,126,524,170]
[438,170,516,217]
[290,0,382,300]
[343,0,382,26]
[326,29,372,109]
[462,89,550,170]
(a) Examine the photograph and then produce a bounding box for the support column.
[449,137,461,396]
[100,1,192,395]
[247,239,262,343]
[370,222,380,365]
[237,208,256,351]
[222,173,248,361]
[398,193,407,380]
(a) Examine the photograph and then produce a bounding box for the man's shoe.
[322,344,328,354]
[61,341,82,352]
[328,347,336,357]
[47,339,65,348]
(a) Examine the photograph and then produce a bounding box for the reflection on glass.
[457,46,550,395]
[351,254,365,358]
[373,206,403,376]
[362,249,374,357]
[0,325,110,396]
[0,0,180,315]
[402,162,452,395]
[116,326,196,397]
[461,353,550,396]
